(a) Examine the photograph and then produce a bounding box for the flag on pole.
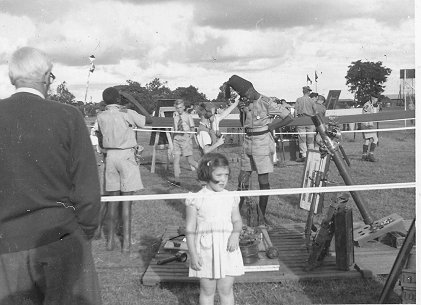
[307,74,312,85]
[315,71,318,82]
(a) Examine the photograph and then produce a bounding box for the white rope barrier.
[274,126,416,136]
[133,125,415,136]
[100,182,415,202]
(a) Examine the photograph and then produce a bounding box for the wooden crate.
[401,287,416,304]
[401,269,416,288]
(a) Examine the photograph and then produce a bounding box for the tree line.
[48,60,393,115]
[47,77,229,116]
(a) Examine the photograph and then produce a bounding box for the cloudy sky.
[0,0,416,103]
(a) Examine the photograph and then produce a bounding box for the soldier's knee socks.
[238,184,249,211]
[369,143,376,152]
[362,144,368,154]
[258,183,270,216]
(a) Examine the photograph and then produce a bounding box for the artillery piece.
[305,114,407,271]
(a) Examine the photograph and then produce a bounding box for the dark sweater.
[0,92,101,253]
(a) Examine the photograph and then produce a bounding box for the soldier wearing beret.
[225,75,293,221]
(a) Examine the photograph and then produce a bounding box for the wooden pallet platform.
[142,222,410,286]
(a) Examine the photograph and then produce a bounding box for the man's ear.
[42,70,50,84]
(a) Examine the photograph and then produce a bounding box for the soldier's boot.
[368,153,376,162]
[362,144,369,161]
[368,143,377,162]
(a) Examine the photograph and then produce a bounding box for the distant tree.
[112,78,211,114]
[114,78,171,114]
[49,81,76,105]
[172,85,209,106]
[345,60,391,105]
[212,82,237,104]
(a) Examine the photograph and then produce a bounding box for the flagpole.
[84,69,91,104]
[84,55,96,104]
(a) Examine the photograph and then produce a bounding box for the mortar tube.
[311,114,374,225]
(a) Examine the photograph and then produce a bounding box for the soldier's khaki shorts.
[240,153,274,174]
[362,125,378,142]
[173,135,193,157]
[105,148,144,192]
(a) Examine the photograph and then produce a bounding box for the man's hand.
[268,114,293,132]
[216,135,225,146]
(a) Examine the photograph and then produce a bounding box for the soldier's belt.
[245,126,270,136]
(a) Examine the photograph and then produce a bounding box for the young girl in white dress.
[185,153,244,305]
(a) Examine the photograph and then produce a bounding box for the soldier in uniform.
[225,75,293,221]
[361,92,381,162]
[295,86,318,162]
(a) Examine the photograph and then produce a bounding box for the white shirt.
[16,87,45,99]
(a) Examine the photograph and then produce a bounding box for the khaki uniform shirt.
[295,95,317,116]
[173,111,195,138]
[97,104,145,149]
[242,95,290,156]
[362,101,380,128]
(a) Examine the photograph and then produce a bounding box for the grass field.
[91,118,415,305]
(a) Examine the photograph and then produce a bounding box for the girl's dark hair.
[197,153,230,182]
[197,102,214,119]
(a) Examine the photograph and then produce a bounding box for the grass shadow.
[298,276,401,304]
[137,234,162,267]
[160,282,201,305]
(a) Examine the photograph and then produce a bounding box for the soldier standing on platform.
[225,75,293,221]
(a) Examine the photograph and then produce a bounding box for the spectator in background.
[171,99,198,187]
[294,86,318,162]
[272,98,292,165]
[408,100,415,125]
[315,95,326,117]
[361,92,381,162]
[196,102,225,155]
[208,99,239,137]
[0,47,102,304]
[309,92,319,104]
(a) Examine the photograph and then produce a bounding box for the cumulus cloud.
[193,0,414,30]
[0,0,415,102]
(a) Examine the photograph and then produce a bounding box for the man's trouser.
[0,227,102,305]
[297,125,316,157]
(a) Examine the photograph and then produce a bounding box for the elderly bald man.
[0,47,102,304]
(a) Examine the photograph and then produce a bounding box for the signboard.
[325,90,341,110]
[149,99,177,146]
[299,150,330,213]
[400,69,415,79]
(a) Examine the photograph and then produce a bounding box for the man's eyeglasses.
[49,72,56,83]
